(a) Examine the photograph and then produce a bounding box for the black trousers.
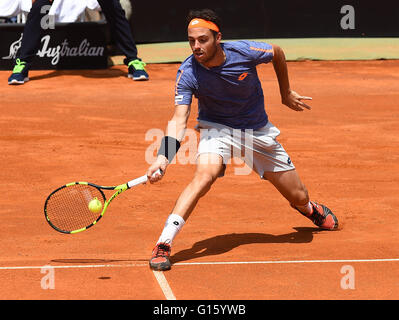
[18,0,138,63]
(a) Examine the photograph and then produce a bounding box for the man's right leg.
[8,0,52,85]
[149,153,224,271]
[172,153,225,222]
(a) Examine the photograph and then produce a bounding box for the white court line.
[2,258,399,301]
[173,258,399,266]
[0,263,147,270]
[152,271,176,300]
[1,258,399,270]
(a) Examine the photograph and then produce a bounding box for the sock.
[157,213,185,246]
[294,201,313,216]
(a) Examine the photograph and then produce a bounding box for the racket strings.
[45,184,105,232]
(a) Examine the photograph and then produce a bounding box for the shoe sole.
[149,260,171,271]
[128,74,149,81]
[8,77,29,85]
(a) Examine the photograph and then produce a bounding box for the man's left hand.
[282,90,312,111]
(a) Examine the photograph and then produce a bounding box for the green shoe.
[8,59,30,85]
[127,58,149,81]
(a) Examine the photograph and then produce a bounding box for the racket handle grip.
[127,169,163,188]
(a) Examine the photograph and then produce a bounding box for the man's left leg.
[263,169,338,230]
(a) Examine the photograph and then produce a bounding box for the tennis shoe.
[149,242,171,271]
[8,59,29,85]
[294,201,338,230]
[126,58,149,81]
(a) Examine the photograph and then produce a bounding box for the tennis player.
[147,9,338,271]
[8,0,148,84]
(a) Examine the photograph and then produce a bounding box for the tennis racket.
[44,169,162,234]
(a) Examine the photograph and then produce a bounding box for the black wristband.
[157,136,181,162]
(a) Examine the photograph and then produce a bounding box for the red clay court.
[0,59,399,300]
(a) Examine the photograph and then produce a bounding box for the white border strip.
[152,271,176,300]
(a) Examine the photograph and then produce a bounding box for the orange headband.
[188,18,220,32]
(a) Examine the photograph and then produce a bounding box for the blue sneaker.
[126,58,149,81]
[8,59,30,85]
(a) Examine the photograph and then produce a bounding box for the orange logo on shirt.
[238,72,248,81]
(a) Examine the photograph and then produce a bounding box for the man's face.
[188,27,220,65]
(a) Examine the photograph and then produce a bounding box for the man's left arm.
[271,44,312,111]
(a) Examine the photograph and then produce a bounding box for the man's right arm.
[147,104,191,182]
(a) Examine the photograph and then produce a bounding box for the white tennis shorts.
[195,120,295,179]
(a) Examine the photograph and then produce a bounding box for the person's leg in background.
[8,0,52,85]
[97,0,149,80]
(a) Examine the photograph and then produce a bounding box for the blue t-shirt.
[174,40,274,129]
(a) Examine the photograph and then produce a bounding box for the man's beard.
[194,45,217,65]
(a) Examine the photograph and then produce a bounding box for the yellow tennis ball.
[88,197,102,213]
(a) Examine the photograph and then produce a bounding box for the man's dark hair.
[187,8,222,37]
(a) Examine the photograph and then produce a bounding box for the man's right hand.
[147,155,169,183]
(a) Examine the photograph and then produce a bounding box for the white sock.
[295,201,313,215]
[156,213,185,246]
